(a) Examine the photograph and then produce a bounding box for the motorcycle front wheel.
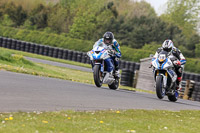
[93,65,103,87]
[156,76,165,99]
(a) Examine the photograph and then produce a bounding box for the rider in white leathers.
[152,39,186,90]
[92,32,121,78]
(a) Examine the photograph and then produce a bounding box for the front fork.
[91,60,104,73]
[155,71,168,88]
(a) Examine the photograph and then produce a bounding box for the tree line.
[0,0,200,58]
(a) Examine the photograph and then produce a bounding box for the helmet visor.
[163,47,172,52]
[104,38,112,44]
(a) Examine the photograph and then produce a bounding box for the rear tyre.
[108,78,119,90]
[93,65,103,87]
[168,91,178,102]
[156,76,165,99]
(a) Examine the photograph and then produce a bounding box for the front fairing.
[152,58,173,70]
[88,43,111,61]
[152,57,177,88]
[88,42,114,73]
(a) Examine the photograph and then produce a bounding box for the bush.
[0,26,93,52]
[184,58,200,73]
[120,46,154,62]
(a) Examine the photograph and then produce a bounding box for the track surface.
[0,71,200,112]
[25,57,92,72]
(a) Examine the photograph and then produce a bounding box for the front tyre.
[156,76,165,99]
[93,65,103,87]
[108,78,119,90]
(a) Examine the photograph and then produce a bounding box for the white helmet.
[162,39,174,52]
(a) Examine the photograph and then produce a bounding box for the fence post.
[133,70,139,88]
[183,80,190,100]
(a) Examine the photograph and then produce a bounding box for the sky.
[137,0,169,16]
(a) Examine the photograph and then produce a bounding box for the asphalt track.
[0,70,200,112]
[25,57,92,72]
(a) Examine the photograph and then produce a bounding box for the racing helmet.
[103,32,114,45]
[162,39,174,52]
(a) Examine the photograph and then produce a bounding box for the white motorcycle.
[151,50,179,102]
[87,42,119,90]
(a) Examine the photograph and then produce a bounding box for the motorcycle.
[87,42,119,90]
[151,50,179,102]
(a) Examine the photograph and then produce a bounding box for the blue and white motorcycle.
[151,50,179,102]
[87,42,119,90]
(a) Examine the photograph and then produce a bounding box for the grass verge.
[0,47,91,68]
[0,110,200,133]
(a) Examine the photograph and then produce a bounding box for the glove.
[174,60,181,66]
[108,50,114,56]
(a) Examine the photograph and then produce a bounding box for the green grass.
[0,48,94,84]
[0,110,200,133]
[0,47,91,68]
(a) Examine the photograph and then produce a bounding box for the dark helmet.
[103,32,114,45]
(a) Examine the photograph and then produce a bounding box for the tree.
[113,0,156,19]
[161,0,200,37]
[68,0,116,40]
[0,2,27,26]
[29,4,51,29]
[48,5,72,33]
[195,43,200,58]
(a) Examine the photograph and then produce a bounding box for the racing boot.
[114,66,120,78]
[176,77,182,92]
[115,70,120,78]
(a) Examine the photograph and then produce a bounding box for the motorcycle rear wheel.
[156,76,165,99]
[93,65,103,87]
[108,77,119,90]
[168,91,178,102]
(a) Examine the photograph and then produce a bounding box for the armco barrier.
[20,41,26,51]
[192,82,200,102]
[39,45,45,55]
[129,62,135,72]
[120,69,134,87]
[67,50,73,60]
[125,61,130,70]
[119,60,125,69]
[81,53,87,63]
[62,49,68,59]
[30,43,35,53]
[183,72,200,83]
[48,47,54,57]
[86,56,91,64]
[16,40,21,50]
[25,42,30,52]
[2,37,7,48]
[134,63,140,70]
[72,51,78,62]
[58,48,63,59]
[43,46,49,56]
[7,38,12,49]
[0,37,2,47]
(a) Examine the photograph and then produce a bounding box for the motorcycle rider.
[92,31,121,78]
[152,39,186,90]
